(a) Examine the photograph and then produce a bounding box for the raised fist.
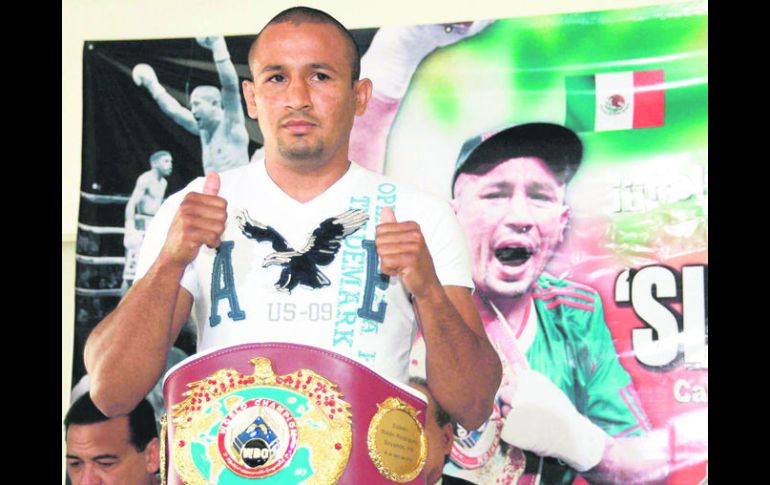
[420,20,496,48]
[359,20,496,99]
[195,35,224,50]
[132,63,158,88]
[162,173,227,268]
[375,206,442,300]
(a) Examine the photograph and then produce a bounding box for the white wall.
[61,0,690,482]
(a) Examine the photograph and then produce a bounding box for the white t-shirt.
[136,158,472,383]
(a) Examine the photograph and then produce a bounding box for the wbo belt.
[161,342,428,484]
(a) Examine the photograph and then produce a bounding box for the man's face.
[242,22,371,167]
[453,157,569,301]
[66,416,159,485]
[190,90,223,128]
[152,154,173,177]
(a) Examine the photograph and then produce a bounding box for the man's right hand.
[160,172,227,268]
[132,63,159,88]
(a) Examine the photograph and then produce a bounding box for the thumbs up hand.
[375,206,442,300]
[202,171,220,195]
[161,172,228,268]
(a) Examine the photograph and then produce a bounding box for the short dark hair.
[149,150,171,165]
[249,6,361,82]
[409,376,453,428]
[64,393,158,452]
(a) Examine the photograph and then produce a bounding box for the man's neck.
[264,153,351,203]
[474,292,531,335]
[199,117,221,140]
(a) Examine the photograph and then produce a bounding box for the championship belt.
[161,342,428,484]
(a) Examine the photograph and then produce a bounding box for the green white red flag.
[566,70,665,132]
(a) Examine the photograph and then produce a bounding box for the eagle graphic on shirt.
[237,208,369,293]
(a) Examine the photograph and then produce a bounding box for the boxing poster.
[73,2,707,483]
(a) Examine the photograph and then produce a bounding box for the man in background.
[409,377,459,485]
[122,150,173,292]
[415,123,669,484]
[65,393,160,485]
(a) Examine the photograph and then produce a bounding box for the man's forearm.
[414,286,501,429]
[124,198,137,223]
[147,87,198,135]
[84,255,187,417]
[216,56,239,92]
[373,210,499,427]
[88,173,225,416]
[212,39,242,107]
[216,58,248,130]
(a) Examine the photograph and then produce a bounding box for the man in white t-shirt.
[84,6,501,432]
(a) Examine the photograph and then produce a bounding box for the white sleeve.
[410,194,474,289]
[134,178,205,297]
[408,335,427,379]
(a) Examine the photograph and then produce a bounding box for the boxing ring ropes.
[75,191,129,298]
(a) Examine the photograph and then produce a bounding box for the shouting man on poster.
[85,6,501,436]
[413,123,670,484]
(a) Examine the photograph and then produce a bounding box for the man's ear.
[242,80,259,119]
[441,423,454,456]
[353,78,373,116]
[144,437,161,474]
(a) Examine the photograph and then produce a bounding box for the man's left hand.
[375,206,441,299]
[196,36,230,63]
[501,368,609,472]
[195,36,224,50]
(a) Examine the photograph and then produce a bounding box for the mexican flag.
[566,70,665,132]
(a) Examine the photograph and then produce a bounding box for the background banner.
[73,2,707,483]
